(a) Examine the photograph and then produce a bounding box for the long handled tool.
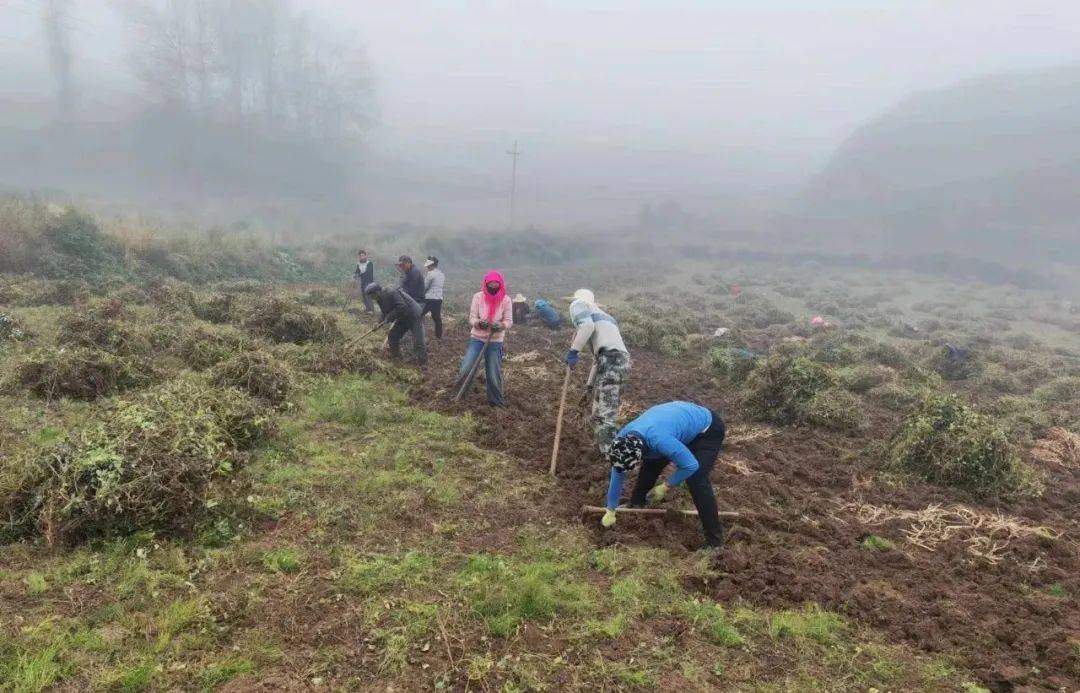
[578,361,598,409]
[452,336,492,401]
[581,505,741,519]
[549,366,572,476]
[348,321,386,347]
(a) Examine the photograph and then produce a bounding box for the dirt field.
[412,320,1080,691]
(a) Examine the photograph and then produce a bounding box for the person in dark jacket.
[365,283,427,366]
[352,250,375,312]
[397,255,426,304]
[603,401,726,551]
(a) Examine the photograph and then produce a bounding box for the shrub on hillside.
[240,297,341,344]
[1,377,272,543]
[1034,377,1080,405]
[211,351,293,406]
[745,353,833,425]
[706,347,758,384]
[16,347,152,400]
[887,393,1037,497]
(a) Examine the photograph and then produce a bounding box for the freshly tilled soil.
[407,322,1079,691]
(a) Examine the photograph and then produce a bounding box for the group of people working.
[352,252,727,552]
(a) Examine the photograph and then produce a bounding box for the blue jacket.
[534,299,562,328]
[606,401,713,509]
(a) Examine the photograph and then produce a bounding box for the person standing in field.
[353,250,375,312]
[456,270,513,405]
[364,283,427,367]
[397,255,426,304]
[422,256,445,339]
[564,289,630,455]
[602,401,726,552]
[512,293,530,325]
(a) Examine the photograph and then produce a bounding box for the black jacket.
[400,266,426,303]
[376,288,422,325]
[353,261,374,286]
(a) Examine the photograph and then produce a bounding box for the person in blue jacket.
[533,298,562,329]
[602,401,726,549]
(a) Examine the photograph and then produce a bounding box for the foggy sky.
[3,0,1080,227]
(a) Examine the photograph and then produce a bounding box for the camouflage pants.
[591,350,631,456]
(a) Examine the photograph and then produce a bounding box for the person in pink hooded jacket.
[456,270,513,405]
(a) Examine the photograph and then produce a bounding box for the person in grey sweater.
[564,289,631,455]
[421,256,445,339]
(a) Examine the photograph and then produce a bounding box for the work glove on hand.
[491,322,504,332]
[646,481,669,504]
[565,350,579,368]
[477,319,491,330]
[601,509,617,528]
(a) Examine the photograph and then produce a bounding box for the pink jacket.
[469,293,513,342]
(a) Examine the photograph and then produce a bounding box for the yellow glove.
[646,481,668,504]
[601,509,617,528]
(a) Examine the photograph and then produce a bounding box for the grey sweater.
[569,300,628,355]
[424,269,445,300]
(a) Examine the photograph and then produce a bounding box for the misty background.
[1,0,1079,268]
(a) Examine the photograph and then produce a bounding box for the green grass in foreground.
[1,372,977,691]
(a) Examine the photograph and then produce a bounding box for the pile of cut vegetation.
[56,300,156,357]
[285,340,381,377]
[173,324,251,370]
[1,375,273,544]
[16,346,153,400]
[887,392,1039,497]
[745,351,864,432]
[240,296,341,344]
[212,350,293,406]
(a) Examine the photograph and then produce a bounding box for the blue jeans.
[457,338,504,405]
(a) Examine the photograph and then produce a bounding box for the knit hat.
[363,282,382,296]
[607,434,645,472]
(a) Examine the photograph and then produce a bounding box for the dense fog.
[1,0,1079,265]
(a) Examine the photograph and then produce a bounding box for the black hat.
[363,282,382,295]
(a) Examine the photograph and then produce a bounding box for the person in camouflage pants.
[589,349,631,455]
[564,289,632,456]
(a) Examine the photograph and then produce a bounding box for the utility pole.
[507,141,521,231]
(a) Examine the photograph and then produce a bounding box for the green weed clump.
[239,297,341,344]
[455,554,594,637]
[887,393,1037,498]
[619,309,687,352]
[16,347,152,400]
[745,352,833,426]
[1,376,272,543]
[834,364,895,394]
[706,346,758,384]
[211,350,293,406]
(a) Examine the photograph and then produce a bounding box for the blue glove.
[565,350,579,368]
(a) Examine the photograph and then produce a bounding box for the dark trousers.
[388,314,427,366]
[421,299,443,339]
[359,281,374,312]
[630,410,726,547]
